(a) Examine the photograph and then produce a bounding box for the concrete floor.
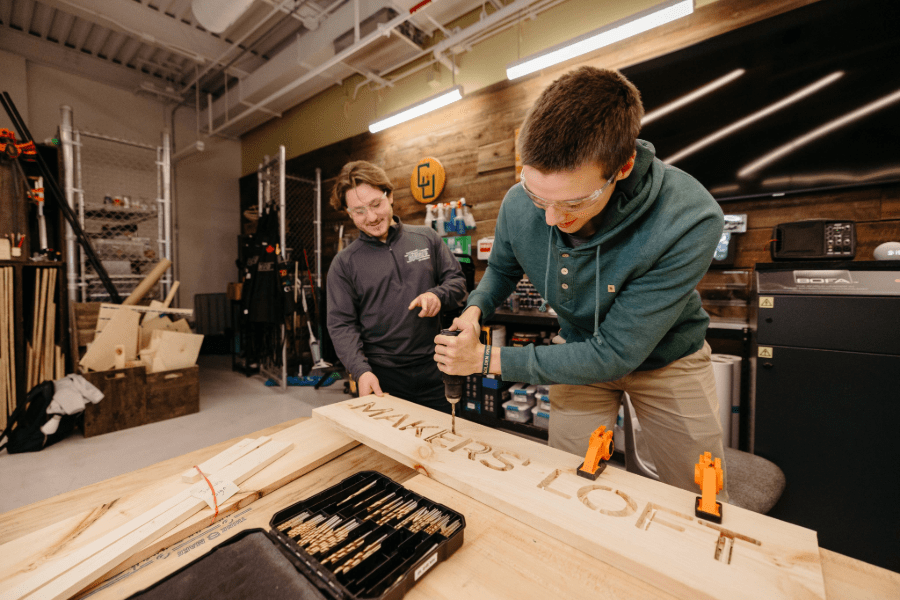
[0,355,349,515]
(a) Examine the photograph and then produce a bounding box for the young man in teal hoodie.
[435,67,728,498]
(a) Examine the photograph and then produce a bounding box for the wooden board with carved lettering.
[313,395,826,600]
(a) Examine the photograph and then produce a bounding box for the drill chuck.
[440,329,464,403]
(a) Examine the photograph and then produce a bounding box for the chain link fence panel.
[76,133,162,302]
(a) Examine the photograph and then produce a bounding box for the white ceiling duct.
[191,0,256,34]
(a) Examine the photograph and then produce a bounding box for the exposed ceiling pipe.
[172,140,206,162]
[206,0,445,136]
[180,0,301,95]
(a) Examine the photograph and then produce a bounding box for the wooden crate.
[146,365,199,423]
[82,365,199,437]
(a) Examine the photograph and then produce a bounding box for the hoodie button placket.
[559,251,573,304]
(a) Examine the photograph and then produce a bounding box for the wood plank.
[313,396,826,600]
[477,139,517,174]
[4,441,294,600]
[70,445,418,600]
[0,419,305,544]
[0,419,358,595]
[180,437,270,483]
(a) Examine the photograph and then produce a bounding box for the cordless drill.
[440,329,464,435]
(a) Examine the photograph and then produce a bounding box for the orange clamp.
[577,425,615,480]
[694,452,724,523]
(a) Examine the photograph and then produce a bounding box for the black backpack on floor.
[0,381,82,454]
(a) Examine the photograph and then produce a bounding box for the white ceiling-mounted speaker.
[191,0,255,34]
[873,241,900,260]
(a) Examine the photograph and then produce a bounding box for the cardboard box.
[227,282,242,301]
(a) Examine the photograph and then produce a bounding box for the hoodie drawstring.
[594,246,601,337]
[539,233,552,312]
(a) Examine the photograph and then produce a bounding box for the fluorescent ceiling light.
[369,86,464,133]
[506,0,694,80]
[740,87,900,177]
[642,69,745,125]
[663,71,844,165]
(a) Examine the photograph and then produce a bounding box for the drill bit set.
[270,471,465,600]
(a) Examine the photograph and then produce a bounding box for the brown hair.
[518,67,644,177]
[329,160,394,211]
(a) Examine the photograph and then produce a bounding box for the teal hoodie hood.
[467,140,724,385]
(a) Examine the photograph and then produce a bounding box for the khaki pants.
[549,341,729,501]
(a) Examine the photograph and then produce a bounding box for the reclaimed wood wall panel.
[246,0,899,304]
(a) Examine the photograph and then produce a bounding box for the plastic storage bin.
[502,398,534,423]
[532,405,550,429]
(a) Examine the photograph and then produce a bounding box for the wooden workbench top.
[1,418,897,600]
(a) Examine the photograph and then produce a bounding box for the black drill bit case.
[127,471,465,600]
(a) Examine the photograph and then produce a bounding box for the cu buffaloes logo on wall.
[410,157,446,204]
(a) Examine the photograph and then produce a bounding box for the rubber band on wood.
[194,465,219,518]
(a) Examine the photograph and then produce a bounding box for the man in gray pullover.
[327,161,467,411]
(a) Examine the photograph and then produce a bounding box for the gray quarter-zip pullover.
[327,217,467,378]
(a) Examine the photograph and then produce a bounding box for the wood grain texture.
[314,395,826,600]
[0,419,358,597]
[477,139,516,174]
[71,444,418,600]
[3,442,295,600]
[3,419,895,600]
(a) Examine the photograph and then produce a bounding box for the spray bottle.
[425,204,435,230]
[461,198,476,231]
[435,203,446,236]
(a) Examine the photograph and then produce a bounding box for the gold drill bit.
[352,489,387,509]
[380,500,418,525]
[367,497,402,520]
[336,481,377,506]
[396,507,428,529]
[424,515,451,535]
[440,520,461,537]
[286,514,325,537]
[452,403,456,436]
[321,531,372,565]
[334,534,389,575]
[307,521,360,555]
[298,516,341,546]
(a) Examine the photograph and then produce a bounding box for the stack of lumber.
[0,418,357,600]
[1,266,14,428]
[26,268,64,390]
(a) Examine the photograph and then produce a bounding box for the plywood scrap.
[150,331,203,372]
[80,307,141,372]
[313,396,827,600]
[139,316,172,350]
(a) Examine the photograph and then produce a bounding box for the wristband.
[481,344,492,376]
